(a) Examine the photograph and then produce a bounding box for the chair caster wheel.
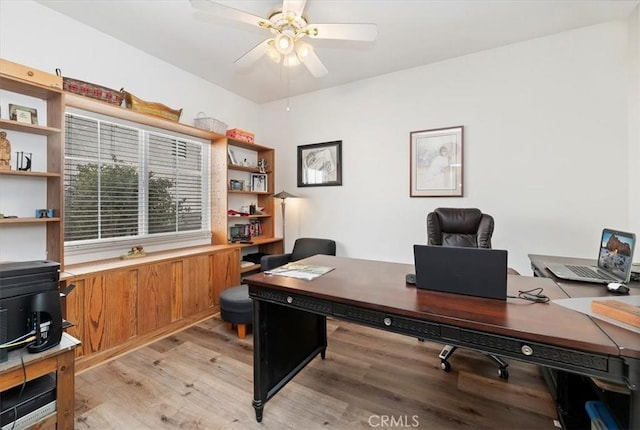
[440,360,451,371]
[498,368,509,380]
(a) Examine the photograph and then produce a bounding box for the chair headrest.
[433,208,483,233]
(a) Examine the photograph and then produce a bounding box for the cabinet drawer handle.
[286,296,293,304]
[28,70,34,77]
[521,345,534,356]
[383,317,392,326]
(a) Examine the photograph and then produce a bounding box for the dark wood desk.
[529,254,640,429]
[245,255,638,426]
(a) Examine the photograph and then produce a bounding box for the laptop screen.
[413,245,508,300]
[597,229,636,280]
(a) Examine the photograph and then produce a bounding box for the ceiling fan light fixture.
[266,40,281,63]
[275,33,295,55]
[295,40,313,59]
[283,54,300,67]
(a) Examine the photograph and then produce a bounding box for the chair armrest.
[260,253,292,271]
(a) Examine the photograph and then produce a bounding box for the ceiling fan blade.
[234,39,270,67]
[282,0,306,17]
[300,49,328,78]
[306,23,378,41]
[190,0,268,28]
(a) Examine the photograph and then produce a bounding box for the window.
[64,109,210,263]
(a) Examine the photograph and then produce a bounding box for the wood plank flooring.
[74,316,559,429]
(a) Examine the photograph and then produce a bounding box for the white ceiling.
[37,0,639,104]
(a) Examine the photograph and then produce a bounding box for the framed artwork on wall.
[297,140,342,187]
[410,126,463,197]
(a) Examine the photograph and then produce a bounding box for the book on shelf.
[264,263,334,281]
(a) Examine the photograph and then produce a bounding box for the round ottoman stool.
[219,284,252,339]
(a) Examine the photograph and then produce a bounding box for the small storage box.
[194,113,227,134]
[585,401,619,430]
[226,128,255,144]
[0,59,62,89]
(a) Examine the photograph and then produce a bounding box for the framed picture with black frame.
[251,173,267,192]
[297,140,342,187]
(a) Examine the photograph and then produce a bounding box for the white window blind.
[64,111,210,262]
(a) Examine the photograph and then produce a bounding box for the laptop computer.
[545,228,636,284]
[413,244,508,300]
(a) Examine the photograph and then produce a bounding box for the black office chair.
[426,207,509,380]
[261,238,337,271]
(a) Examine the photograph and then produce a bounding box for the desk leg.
[56,347,75,430]
[628,358,639,430]
[252,299,326,422]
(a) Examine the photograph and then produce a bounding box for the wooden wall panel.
[182,255,211,316]
[172,261,183,322]
[84,275,106,354]
[137,261,174,335]
[212,248,241,305]
[84,271,136,353]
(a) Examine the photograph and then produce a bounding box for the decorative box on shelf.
[226,128,255,144]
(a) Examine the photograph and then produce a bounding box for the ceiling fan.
[190,0,378,78]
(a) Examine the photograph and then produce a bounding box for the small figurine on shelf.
[17,151,32,171]
[0,131,11,170]
[120,245,146,260]
[258,159,268,173]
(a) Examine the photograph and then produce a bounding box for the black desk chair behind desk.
[426,207,510,379]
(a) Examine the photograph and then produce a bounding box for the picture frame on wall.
[9,104,38,125]
[297,140,342,187]
[410,126,463,197]
[251,173,267,192]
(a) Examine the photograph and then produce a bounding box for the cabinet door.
[212,248,241,304]
[84,270,136,353]
[182,254,213,316]
[137,261,176,335]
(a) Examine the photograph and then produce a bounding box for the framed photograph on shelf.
[251,173,267,192]
[9,104,38,125]
[297,140,342,187]
[229,179,244,191]
[410,126,463,197]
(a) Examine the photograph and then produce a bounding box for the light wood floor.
[74,316,559,429]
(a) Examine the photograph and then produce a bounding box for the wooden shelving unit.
[0,73,64,265]
[211,137,283,270]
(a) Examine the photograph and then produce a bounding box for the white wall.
[259,19,636,274]
[1,1,637,275]
[0,0,260,262]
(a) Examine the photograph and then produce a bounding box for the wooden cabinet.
[0,72,64,265]
[211,138,283,273]
[62,246,240,371]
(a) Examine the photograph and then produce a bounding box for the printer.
[0,260,62,362]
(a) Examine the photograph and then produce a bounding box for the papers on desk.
[553,295,640,334]
[265,263,334,280]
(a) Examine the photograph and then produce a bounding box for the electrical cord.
[507,287,550,303]
[10,355,28,430]
[0,336,37,349]
[0,330,36,348]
